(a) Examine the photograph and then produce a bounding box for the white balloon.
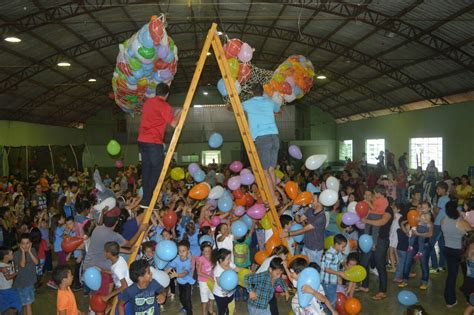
[347,201,357,213]
[208,185,224,200]
[150,267,170,287]
[319,189,338,207]
[326,176,340,192]
[305,154,327,170]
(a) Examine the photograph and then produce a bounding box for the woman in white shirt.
[213,248,240,315]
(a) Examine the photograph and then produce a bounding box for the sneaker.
[160,305,165,311]
[393,278,403,283]
[398,281,408,288]
[446,301,458,308]
[438,267,447,272]
[179,308,187,314]
[169,293,175,302]
[409,272,417,278]
[370,268,379,276]
[429,268,438,274]
[419,283,428,290]
[47,280,58,290]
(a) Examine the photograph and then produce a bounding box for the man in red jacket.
[138,83,181,209]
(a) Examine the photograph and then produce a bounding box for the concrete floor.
[33,268,466,314]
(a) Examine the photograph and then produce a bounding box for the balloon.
[336,213,344,230]
[326,176,340,192]
[297,267,321,308]
[138,27,154,48]
[151,267,170,287]
[138,46,155,59]
[189,183,210,200]
[336,292,348,315]
[156,44,169,59]
[115,160,124,168]
[294,192,312,206]
[275,169,284,179]
[211,216,221,227]
[344,265,367,282]
[238,63,251,83]
[107,139,121,156]
[199,235,214,246]
[231,220,249,238]
[232,206,245,217]
[61,237,84,253]
[288,145,302,159]
[255,250,269,265]
[83,267,101,291]
[398,290,418,306]
[288,254,309,265]
[240,172,255,186]
[285,181,299,200]
[319,189,338,206]
[349,239,357,250]
[220,270,238,291]
[238,268,252,287]
[188,163,200,175]
[344,297,361,315]
[324,235,334,250]
[260,213,272,230]
[208,186,223,200]
[229,161,243,173]
[347,201,357,213]
[245,193,254,208]
[90,294,107,312]
[237,42,253,63]
[162,210,177,230]
[247,203,266,220]
[241,214,253,228]
[342,212,360,226]
[235,196,247,206]
[265,232,281,254]
[170,167,185,181]
[306,182,319,194]
[208,132,223,148]
[223,39,242,58]
[355,201,369,218]
[227,58,239,79]
[240,168,251,175]
[359,234,373,253]
[290,223,304,243]
[218,195,233,212]
[355,221,365,230]
[207,278,214,291]
[305,154,327,170]
[156,240,178,261]
[227,176,241,191]
[407,210,420,227]
[232,189,244,200]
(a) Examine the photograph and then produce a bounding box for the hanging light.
[57,62,71,67]
[4,36,21,43]
[88,78,97,82]
[316,75,327,80]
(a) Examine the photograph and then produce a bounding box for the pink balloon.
[240,168,251,175]
[211,216,221,227]
[247,203,266,220]
[233,206,246,217]
[237,42,253,63]
[227,176,241,191]
[275,284,283,293]
[229,161,243,173]
[240,173,255,186]
[115,160,123,168]
[355,221,365,229]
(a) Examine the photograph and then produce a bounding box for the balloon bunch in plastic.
[264,55,315,106]
[112,15,178,114]
[217,38,253,97]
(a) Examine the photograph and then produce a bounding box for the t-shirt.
[213,262,237,297]
[303,208,326,251]
[396,228,409,251]
[0,262,13,289]
[120,279,163,315]
[121,218,139,241]
[216,234,234,262]
[54,226,65,253]
[168,256,195,285]
[373,197,388,215]
[57,288,78,315]
[197,256,213,282]
[111,256,133,288]
[32,193,47,211]
[138,96,174,144]
[456,185,473,205]
[242,96,279,140]
[435,195,450,225]
[83,225,126,271]
[13,249,38,288]
[233,236,251,268]
[378,207,394,240]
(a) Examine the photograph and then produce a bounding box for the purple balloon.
[342,212,359,226]
[207,198,217,208]
[240,172,255,186]
[227,176,241,191]
[229,161,243,173]
[288,145,303,160]
[247,203,266,220]
[240,168,251,175]
[355,221,365,229]
[156,45,170,59]
[233,206,246,217]
[188,163,200,175]
[159,69,172,81]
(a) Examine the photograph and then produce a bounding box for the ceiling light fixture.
[217,31,223,35]
[203,91,209,95]
[57,62,71,67]
[206,52,211,56]
[88,78,97,82]
[4,36,21,43]
[316,75,327,80]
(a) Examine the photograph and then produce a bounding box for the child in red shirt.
[365,186,389,249]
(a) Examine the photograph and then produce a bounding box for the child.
[388,202,403,272]
[365,186,389,249]
[13,233,39,315]
[215,223,234,261]
[461,233,474,315]
[394,217,410,283]
[244,257,289,315]
[341,252,359,297]
[233,227,252,302]
[53,265,84,315]
[196,243,215,315]
[341,222,358,254]
[118,260,166,315]
[408,202,432,260]
[280,215,296,255]
[212,248,240,315]
[51,214,67,267]
[166,240,195,315]
[0,246,22,314]
[320,234,347,308]
[141,241,156,268]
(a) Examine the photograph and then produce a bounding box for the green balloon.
[138,46,155,59]
[169,38,175,50]
[129,57,142,71]
[123,39,129,48]
[124,95,138,103]
[107,140,121,156]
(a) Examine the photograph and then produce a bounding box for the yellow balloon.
[275,169,284,179]
[260,213,272,230]
[227,57,239,79]
[238,268,251,287]
[228,299,235,315]
[207,278,214,291]
[273,73,284,82]
[324,235,334,250]
[288,311,295,315]
[344,265,367,283]
[336,213,343,231]
[170,167,185,181]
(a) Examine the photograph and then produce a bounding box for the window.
[202,150,221,166]
[181,154,199,163]
[339,140,353,161]
[366,139,385,165]
[409,137,443,171]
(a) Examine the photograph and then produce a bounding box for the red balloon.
[336,292,348,315]
[355,201,369,219]
[154,59,168,71]
[149,16,164,44]
[163,210,178,230]
[232,189,244,200]
[223,38,242,58]
[61,237,84,253]
[90,294,107,312]
[245,193,255,207]
[235,196,247,206]
[280,81,292,95]
[238,63,251,83]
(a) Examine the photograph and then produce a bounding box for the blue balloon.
[359,234,373,253]
[138,26,154,48]
[199,235,214,246]
[142,62,154,71]
[218,195,233,213]
[164,51,175,63]
[132,69,144,79]
[306,182,320,194]
[231,220,249,238]
[241,214,253,228]
[398,290,418,306]
[293,85,302,96]
[156,240,178,261]
[127,46,135,57]
[290,223,304,243]
[297,267,320,308]
[220,269,238,291]
[217,79,228,97]
[208,132,223,148]
[193,169,206,183]
[154,255,169,270]
[83,267,101,291]
[126,75,137,85]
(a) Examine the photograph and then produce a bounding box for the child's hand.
[248,291,257,300]
[156,293,166,304]
[169,270,178,279]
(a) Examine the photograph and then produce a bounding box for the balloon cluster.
[263,55,315,106]
[112,15,178,113]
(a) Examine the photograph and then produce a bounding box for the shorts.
[389,233,398,248]
[16,285,35,306]
[199,281,215,303]
[255,134,279,170]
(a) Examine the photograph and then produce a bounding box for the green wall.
[336,101,474,176]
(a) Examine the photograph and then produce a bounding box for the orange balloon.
[255,250,269,265]
[265,231,281,255]
[263,84,274,96]
[349,239,358,251]
[189,183,210,200]
[344,297,361,315]
[407,210,420,227]
[235,196,247,206]
[288,254,309,266]
[285,181,299,200]
[294,191,312,206]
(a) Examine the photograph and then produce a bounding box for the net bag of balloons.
[263,55,315,106]
[112,15,178,114]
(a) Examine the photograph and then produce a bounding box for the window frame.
[365,139,385,165]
